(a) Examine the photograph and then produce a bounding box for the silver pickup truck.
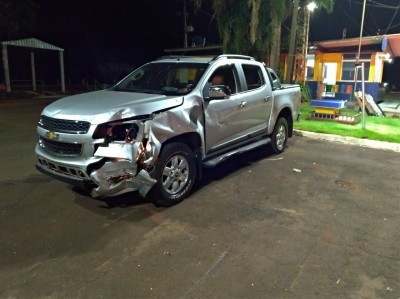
[35,55,301,206]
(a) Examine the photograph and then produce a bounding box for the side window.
[341,53,371,81]
[204,65,238,97]
[268,68,281,89]
[269,70,278,82]
[243,64,265,91]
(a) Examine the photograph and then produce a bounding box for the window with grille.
[341,54,371,81]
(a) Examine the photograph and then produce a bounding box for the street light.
[302,2,317,84]
[307,2,317,12]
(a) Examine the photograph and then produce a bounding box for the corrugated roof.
[312,33,400,57]
[1,38,63,51]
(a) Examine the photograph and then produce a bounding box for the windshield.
[113,62,208,95]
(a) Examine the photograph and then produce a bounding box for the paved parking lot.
[379,92,400,116]
[0,96,399,299]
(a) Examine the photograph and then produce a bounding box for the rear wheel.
[270,117,288,154]
[147,142,196,207]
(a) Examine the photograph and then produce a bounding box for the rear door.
[237,63,273,133]
[203,62,272,154]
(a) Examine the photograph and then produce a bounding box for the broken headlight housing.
[92,116,150,143]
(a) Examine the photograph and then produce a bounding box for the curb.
[294,130,400,153]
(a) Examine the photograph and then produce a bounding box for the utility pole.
[302,8,310,84]
[356,0,367,129]
[183,0,188,48]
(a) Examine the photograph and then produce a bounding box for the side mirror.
[208,85,231,99]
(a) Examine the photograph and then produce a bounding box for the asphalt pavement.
[379,93,400,116]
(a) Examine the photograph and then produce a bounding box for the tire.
[270,117,288,154]
[147,142,197,207]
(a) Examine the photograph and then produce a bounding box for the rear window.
[242,64,265,91]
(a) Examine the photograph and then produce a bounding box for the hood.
[42,90,184,124]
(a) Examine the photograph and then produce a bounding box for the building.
[298,34,400,102]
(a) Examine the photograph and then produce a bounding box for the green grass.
[294,103,400,144]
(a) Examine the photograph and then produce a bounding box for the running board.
[203,137,271,167]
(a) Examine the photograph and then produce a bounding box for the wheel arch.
[161,132,201,152]
[276,107,293,137]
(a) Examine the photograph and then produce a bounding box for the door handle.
[265,96,271,101]
[239,101,247,108]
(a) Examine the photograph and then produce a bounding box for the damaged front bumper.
[90,160,156,198]
[90,136,156,198]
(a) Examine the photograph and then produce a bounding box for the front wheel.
[270,117,288,154]
[147,142,197,207]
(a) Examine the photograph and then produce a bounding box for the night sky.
[10,0,400,84]
[31,0,219,83]
[309,0,400,40]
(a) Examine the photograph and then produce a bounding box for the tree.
[285,0,300,83]
[268,0,290,72]
[191,0,291,69]
[192,0,271,59]
[191,0,333,78]
[0,0,38,41]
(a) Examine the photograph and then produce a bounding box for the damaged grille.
[39,136,82,156]
[39,115,91,134]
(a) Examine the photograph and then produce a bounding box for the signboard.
[382,37,388,53]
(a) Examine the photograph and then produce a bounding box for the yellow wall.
[370,53,375,82]
[313,52,322,81]
[370,53,384,83]
[314,53,342,82]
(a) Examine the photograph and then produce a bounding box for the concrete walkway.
[379,100,400,116]
[379,91,400,116]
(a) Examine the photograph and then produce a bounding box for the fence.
[8,79,112,92]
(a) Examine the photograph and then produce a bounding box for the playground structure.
[308,99,362,125]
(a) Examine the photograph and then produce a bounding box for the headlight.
[93,116,150,141]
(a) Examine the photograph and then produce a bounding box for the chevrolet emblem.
[46,131,59,140]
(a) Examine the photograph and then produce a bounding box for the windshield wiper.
[114,87,147,93]
[114,87,168,95]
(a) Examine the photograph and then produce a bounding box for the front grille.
[39,115,91,134]
[39,136,82,156]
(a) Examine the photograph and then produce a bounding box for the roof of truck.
[154,54,256,64]
[154,56,212,63]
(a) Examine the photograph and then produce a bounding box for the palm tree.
[268,0,290,72]
[285,0,300,83]
[191,0,333,78]
[192,0,271,59]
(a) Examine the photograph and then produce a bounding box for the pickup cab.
[35,55,301,206]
